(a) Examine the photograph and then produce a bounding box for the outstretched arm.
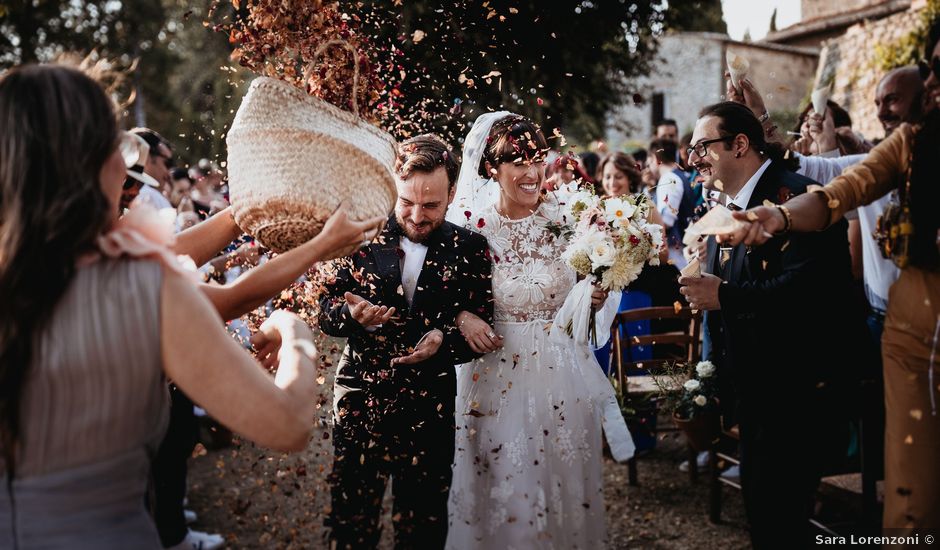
[173,207,242,267]
[721,127,908,246]
[162,270,318,452]
[201,207,386,321]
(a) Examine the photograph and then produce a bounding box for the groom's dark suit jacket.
[318,215,493,427]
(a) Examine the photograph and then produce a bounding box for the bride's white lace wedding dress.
[446,197,631,550]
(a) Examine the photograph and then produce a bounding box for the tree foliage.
[337,1,667,144]
[0,1,711,156]
[663,0,727,34]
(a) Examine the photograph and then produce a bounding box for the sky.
[721,0,802,41]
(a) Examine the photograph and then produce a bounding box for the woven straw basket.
[227,73,397,253]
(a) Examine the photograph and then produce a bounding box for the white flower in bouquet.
[629,195,651,222]
[562,227,604,275]
[563,190,598,223]
[693,394,708,407]
[603,197,636,226]
[684,379,701,392]
[588,237,617,270]
[557,180,582,196]
[695,361,716,378]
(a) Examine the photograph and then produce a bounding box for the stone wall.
[606,33,724,149]
[815,6,924,140]
[730,42,819,121]
[605,33,816,149]
[802,0,886,21]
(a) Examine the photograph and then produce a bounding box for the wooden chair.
[708,425,740,523]
[610,306,703,485]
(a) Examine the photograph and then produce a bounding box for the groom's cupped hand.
[391,329,444,366]
[345,291,396,328]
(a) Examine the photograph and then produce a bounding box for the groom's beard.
[396,213,444,244]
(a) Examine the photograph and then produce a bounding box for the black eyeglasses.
[687,135,734,159]
[918,57,940,81]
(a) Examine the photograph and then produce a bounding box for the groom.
[318,134,493,549]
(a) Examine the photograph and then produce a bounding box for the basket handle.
[305,39,361,117]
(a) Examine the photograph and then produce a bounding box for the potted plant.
[654,360,720,451]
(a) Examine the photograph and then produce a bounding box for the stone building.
[604,0,928,149]
[605,33,817,150]
[803,1,924,140]
[764,0,913,50]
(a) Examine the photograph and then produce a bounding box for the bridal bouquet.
[560,189,663,289]
[551,187,663,346]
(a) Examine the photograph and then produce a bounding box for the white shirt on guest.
[400,236,429,307]
[137,185,172,210]
[727,158,771,211]
[795,150,899,310]
[654,170,684,229]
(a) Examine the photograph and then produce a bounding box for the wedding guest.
[126,131,226,549]
[678,101,871,548]
[0,63,358,549]
[597,151,643,196]
[189,159,227,217]
[169,168,193,208]
[120,133,162,211]
[578,151,600,191]
[655,118,680,143]
[648,137,695,268]
[131,127,174,211]
[724,18,940,532]
[727,65,923,353]
[876,66,924,139]
[790,99,872,156]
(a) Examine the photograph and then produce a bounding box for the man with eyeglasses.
[131,127,174,211]
[678,101,871,548]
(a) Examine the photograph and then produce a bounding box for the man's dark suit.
[318,216,492,549]
[704,162,872,548]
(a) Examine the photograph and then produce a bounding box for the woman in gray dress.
[0,64,373,549]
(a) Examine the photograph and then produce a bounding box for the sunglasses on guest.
[918,56,940,81]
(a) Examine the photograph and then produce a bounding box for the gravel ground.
[186,336,751,549]
[187,419,750,549]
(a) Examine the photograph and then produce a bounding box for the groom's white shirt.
[400,236,429,307]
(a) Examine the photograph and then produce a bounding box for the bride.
[445,112,634,549]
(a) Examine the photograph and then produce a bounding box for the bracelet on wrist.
[774,204,792,235]
[758,111,770,123]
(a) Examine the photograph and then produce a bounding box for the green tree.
[347,1,667,144]
[663,0,727,34]
[769,7,778,33]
